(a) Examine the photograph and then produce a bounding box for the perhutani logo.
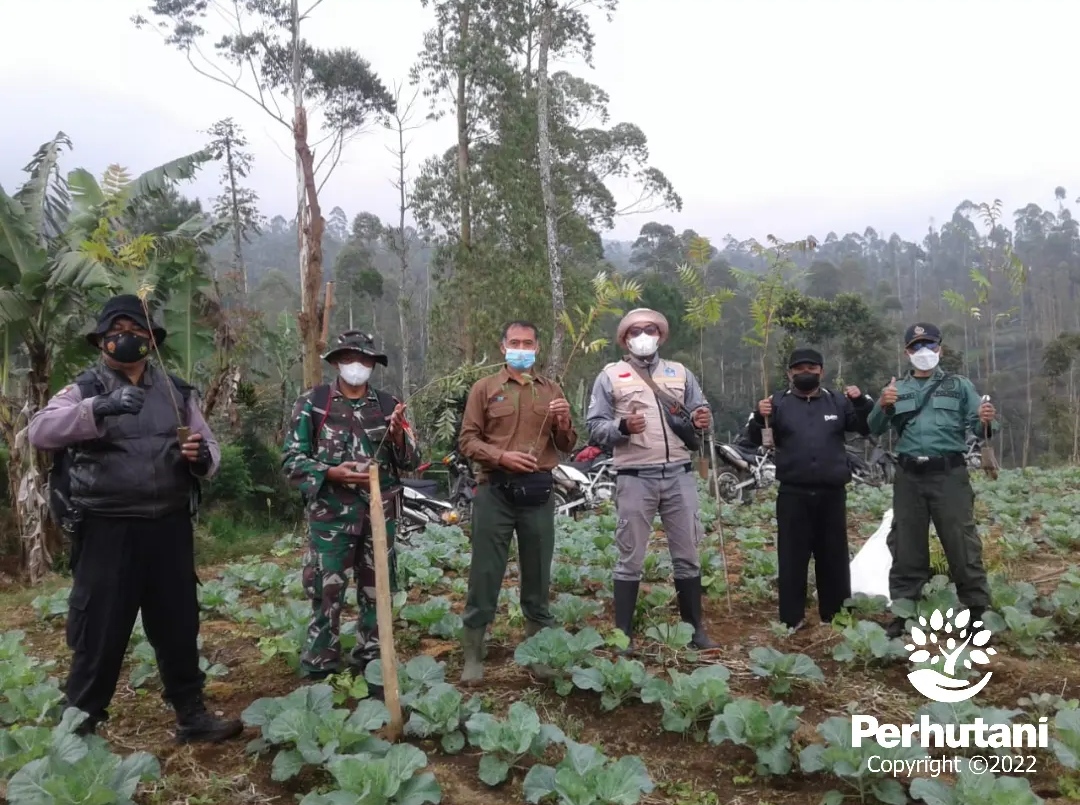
[903,608,995,703]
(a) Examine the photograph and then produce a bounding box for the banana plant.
[0,133,216,581]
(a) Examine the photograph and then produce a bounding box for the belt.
[897,453,964,473]
[617,462,692,477]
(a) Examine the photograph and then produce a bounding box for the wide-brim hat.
[322,330,388,366]
[85,294,167,348]
[616,308,669,346]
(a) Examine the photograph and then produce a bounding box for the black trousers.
[775,485,851,627]
[65,509,205,722]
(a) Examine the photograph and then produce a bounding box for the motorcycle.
[964,433,983,470]
[441,449,477,523]
[399,462,462,538]
[713,441,776,503]
[848,436,897,487]
[552,451,617,516]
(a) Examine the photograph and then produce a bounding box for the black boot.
[886,617,907,639]
[968,606,986,626]
[174,696,244,744]
[674,576,718,650]
[613,580,639,655]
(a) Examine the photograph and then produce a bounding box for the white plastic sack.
[849,509,894,604]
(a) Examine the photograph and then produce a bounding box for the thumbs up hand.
[880,377,899,407]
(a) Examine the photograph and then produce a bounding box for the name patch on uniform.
[664,367,676,376]
[824,414,838,421]
[933,390,962,399]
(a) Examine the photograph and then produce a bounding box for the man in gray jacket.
[28,294,242,743]
[586,308,716,651]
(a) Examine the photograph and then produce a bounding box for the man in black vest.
[28,295,242,742]
[745,348,874,630]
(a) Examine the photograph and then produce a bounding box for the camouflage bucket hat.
[322,330,388,366]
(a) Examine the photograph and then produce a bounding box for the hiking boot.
[886,617,907,640]
[968,606,986,626]
[675,576,718,650]
[174,697,244,744]
[460,627,485,686]
[525,618,554,637]
[613,579,639,656]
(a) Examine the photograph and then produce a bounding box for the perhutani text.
[852,716,1049,749]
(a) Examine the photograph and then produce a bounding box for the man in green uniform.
[867,323,996,639]
[282,331,418,680]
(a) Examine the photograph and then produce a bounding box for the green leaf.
[478,753,511,786]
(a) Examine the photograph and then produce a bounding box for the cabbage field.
[1,467,1079,804]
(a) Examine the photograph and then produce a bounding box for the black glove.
[92,386,146,419]
[190,440,212,474]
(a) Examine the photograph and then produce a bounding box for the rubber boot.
[460,627,485,686]
[885,617,907,639]
[524,619,549,639]
[674,576,718,650]
[174,696,244,744]
[613,579,639,655]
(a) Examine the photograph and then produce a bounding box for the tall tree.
[204,118,262,294]
[135,0,395,389]
[385,83,423,396]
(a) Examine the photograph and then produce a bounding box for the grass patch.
[195,508,299,564]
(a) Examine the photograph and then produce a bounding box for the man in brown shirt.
[457,320,577,684]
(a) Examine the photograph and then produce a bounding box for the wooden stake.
[318,281,335,353]
[368,469,403,740]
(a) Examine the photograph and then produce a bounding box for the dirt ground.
[1,491,1078,805]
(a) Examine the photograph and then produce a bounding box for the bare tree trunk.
[456,0,473,362]
[387,87,417,396]
[1021,288,1032,466]
[536,0,566,378]
[291,0,323,391]
[224,136,245,293]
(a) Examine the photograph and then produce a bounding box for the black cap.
[788,347,823,368]
[322,330,388,366]
[904,322,941,348]
[86,294,166,348]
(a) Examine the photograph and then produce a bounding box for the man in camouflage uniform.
[282,331,418,681]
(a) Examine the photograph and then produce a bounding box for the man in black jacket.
[746,348,874,630]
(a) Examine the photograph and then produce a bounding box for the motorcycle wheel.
[882,462,896,485]
[553,490,571,517]
[714,470,741,503]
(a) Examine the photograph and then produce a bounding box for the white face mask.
[627,333,660,357]
[909,347,940,372]
[339,362,372,386]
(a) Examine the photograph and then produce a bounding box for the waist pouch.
[664,407,701,451]
[490,470,553,507]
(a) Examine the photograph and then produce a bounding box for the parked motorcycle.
[441,449,476,523]
[713,441,776,503]
[964,433,983,470]
[399,462,462,538]
[552,452,617,516]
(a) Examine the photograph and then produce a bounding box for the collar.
[626,353,659,370]
[333,378,376,401]
[497,366,545,386]
[906,367,945,381]
[99,358,154,387]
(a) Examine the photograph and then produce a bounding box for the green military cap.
[322,330,388,366]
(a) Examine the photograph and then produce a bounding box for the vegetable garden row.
[1,467,1080,803]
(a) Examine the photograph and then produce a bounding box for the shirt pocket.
[487,402,516,425]
[931,394,962,429]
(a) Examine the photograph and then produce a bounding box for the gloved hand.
[92,386,146,419]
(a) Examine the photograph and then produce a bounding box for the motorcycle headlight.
[441,455,453,465]
[440,511,460,524]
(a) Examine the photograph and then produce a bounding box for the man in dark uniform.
[28,294,242,742]
[868,323,996,638]
[282,331,417,681]
[746,348,873,630]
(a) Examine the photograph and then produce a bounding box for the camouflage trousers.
[300,516,398,675]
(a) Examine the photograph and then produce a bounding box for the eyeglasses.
[627,325,660,337]
[909,342,940,351]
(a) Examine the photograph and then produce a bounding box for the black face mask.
[102,332,150,364]
[792,372,820,392]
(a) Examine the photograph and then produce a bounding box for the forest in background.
[2,0,1079,581]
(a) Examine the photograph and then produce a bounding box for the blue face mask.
[506,349,536,371]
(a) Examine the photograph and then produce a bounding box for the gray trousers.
[613,470,702,581]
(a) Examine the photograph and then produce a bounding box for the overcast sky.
[3,0,1076,246]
